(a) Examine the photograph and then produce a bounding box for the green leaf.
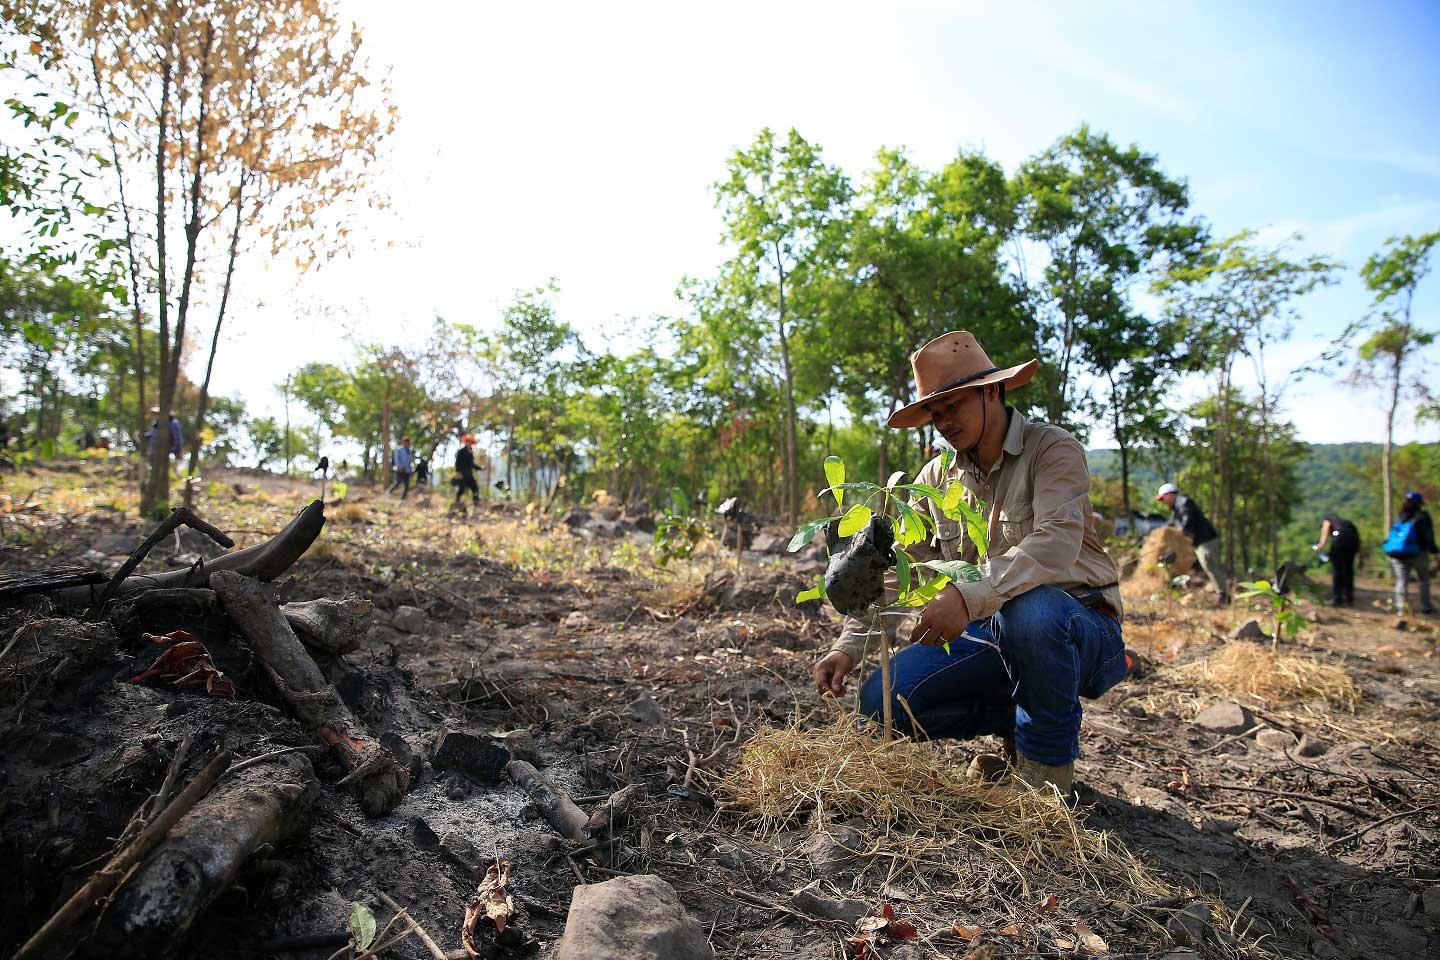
[918,559,985,583]
[787,517,835,552]
[824,456,845,508]
[837,503,873,538]
[894,501,928,547]
[896,573,952,606]
[796,587,823,603]
[941,483,965,519]
[349,903,377,951]
[940,447,955,473]
[895,548,911,597]
[885,470,907,489]
[896,482,946,505]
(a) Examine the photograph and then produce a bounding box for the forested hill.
[1088,442,1440,567]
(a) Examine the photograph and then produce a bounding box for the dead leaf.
[953,924,985,941]
[1074,921,1107,954]
[1040,893,1058,913]
[463,858,513,956]
[128,630,235,697]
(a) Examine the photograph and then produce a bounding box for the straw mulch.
[1176,643,1358,710]
[1128,526,1198,595]
[714,714,1168,899]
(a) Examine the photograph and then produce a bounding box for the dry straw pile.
[1178,644,1358,710]
[716,714,1166,898]
[1127,526,1198,595]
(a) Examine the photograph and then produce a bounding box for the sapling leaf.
[824,456,845,508]
[895,501,928,547]
[896,482,945,504]
[940,447,955,472]
[896,573,952,606]
[885,470,907,489]
[787,517,836,552]
[837,503,873,538]
[895,548,912,597]
[349,902,377,951]
[917,559,985,583]
[796,587,823,603]
[941,483,965,518]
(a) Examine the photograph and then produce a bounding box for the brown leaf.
[1074,921,1108,954]
[952,924,985,941]
[1040,893,1058,913]
[464,858,513,955]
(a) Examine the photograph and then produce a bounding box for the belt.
[1069,584,1121,622]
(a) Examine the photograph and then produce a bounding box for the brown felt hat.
[887,331,1038,429]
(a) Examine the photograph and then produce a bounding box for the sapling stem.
[871,606,892,742]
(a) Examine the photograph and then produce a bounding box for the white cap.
[1155,482,1178,501]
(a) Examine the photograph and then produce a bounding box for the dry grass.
[1176,643,1358,710]
[1129,526,1197,594]
[714,713,1168,899]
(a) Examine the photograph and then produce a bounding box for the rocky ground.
[1,456,1437,960]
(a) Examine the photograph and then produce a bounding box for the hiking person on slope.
[1156,483,1229,604]
[453,434,482,512]
[1384,491,1438,618]
[1314,513,1361,607]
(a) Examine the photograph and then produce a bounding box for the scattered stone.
[1230,619,1268,641]
[554,874,715,960]
[1166,903,1212,945]
[1194,701,1253,734]
[495,728,544,765]
[390,604,427,634]
[1309,940,1344,958]
[560,507,592,528]
[411,817,439,849]
[564,611,592,630]
[82,548,107,565]
[1204,817,1243,834]
[801,825,865,877]
[1254,728,1295,754]
[789,882,869,925]
[381,732,422,780]
[432,730,511,785]
[748,532,786,554]
[1423,885,1440,919]
[438,829,486,877]
[1160,951,1201,960]
[594,504,622,521]
[629,694,669,727]
[1297,733,1330,757]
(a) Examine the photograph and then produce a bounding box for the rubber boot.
[966,736,1016,782]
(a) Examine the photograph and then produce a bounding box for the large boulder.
[554,874,714,960]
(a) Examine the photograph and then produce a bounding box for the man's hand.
[912,584,971,648]
[813,650,855,697]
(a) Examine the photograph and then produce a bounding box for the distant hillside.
[1087,442,1437,567]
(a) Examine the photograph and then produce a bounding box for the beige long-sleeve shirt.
[830,408,1122,664]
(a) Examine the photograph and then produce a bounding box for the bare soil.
[1,457,1436,959]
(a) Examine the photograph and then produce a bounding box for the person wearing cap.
[1155,483,1227,604]
[388,437,414,499]
[811,331,1127,794]
[1386,491,1437,617]
[453,434,482,511]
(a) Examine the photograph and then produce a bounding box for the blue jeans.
[858,586,1127,766]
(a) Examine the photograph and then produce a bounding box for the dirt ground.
[1,457,1437,959]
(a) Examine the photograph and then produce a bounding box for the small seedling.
[790,453,988,739]
[1235,578,1307,651]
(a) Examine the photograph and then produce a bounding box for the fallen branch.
[282,595,374,655]
[506,760,588,843]
[87,506,235,617]
[212,570,409,816]
[13,749,232,960]
[1328,802,1440,847]
[93,753,314,959]
[1205,783,1373,819]
[374,891,447,960]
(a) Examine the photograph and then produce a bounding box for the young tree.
[25,0,395,515]
[1350,231,1439,529]
[714,128,851,525]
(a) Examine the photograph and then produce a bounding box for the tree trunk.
[142,59,174,518]
[1383,351,1400,532]
[774,243,800,527]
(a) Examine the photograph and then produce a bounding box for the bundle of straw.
[1177,644,1358,710]
[714,714,1166,897]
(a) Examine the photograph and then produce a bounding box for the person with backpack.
[1156,483,1229,604]
[1314,514,1361,607]
[453,434,481,511]
[1384,491,1437,617]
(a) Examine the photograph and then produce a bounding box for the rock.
[564,611,592,630]
[1160,952,1201,960]
[802,825,865,876]
[390,604,427,634]
[495,729,544,765]
[560,507,592,528]
[82,549,107,565]
[629,694,668,728]
[432,730,511,785]
[381,732,423,780]
[586,518,627,539]
[595,504,622,521]
[1423,885,1440,919]
[1230,619,1268,641]
[554,874,715,960]
[438,830,486,877]
[789,882,869,925]
[411,817,440,849]
[1309,940,1343,958]
[749,532,786,555]
[1194,701,1253,734]
[1297,733,1329,757]
[1166,903,1212,945]
[1254,728,1295,754]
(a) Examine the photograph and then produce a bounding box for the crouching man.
[811,332,1128,793]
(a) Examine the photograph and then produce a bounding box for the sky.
[210,0,1440,448]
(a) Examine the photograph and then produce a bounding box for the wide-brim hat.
[887,331,1038,429]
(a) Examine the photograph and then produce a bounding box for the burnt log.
[86,753,315,960]
[211,571,408,816]
[506,760,588,843]
[281,596,373,655]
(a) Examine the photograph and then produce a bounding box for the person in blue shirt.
[1387,491,1437,618]
[388,437,414,500]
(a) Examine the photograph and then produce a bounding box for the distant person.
[388,437,414,499]
[168,414,183,458]
[414,456,430,489]
[1384,491,1437,618]
[453,434,481,510]
[142,407,160,454]
[1156,482,1228,603]
[1314,514,1361,607]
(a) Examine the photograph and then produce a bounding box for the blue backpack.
[1383,519,1420,557]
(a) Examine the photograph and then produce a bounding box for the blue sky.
[219,0,1440,446]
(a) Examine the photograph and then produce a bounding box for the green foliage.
[347,902,377,952]
[1235,578,1308,649]
[652,488,706,567]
